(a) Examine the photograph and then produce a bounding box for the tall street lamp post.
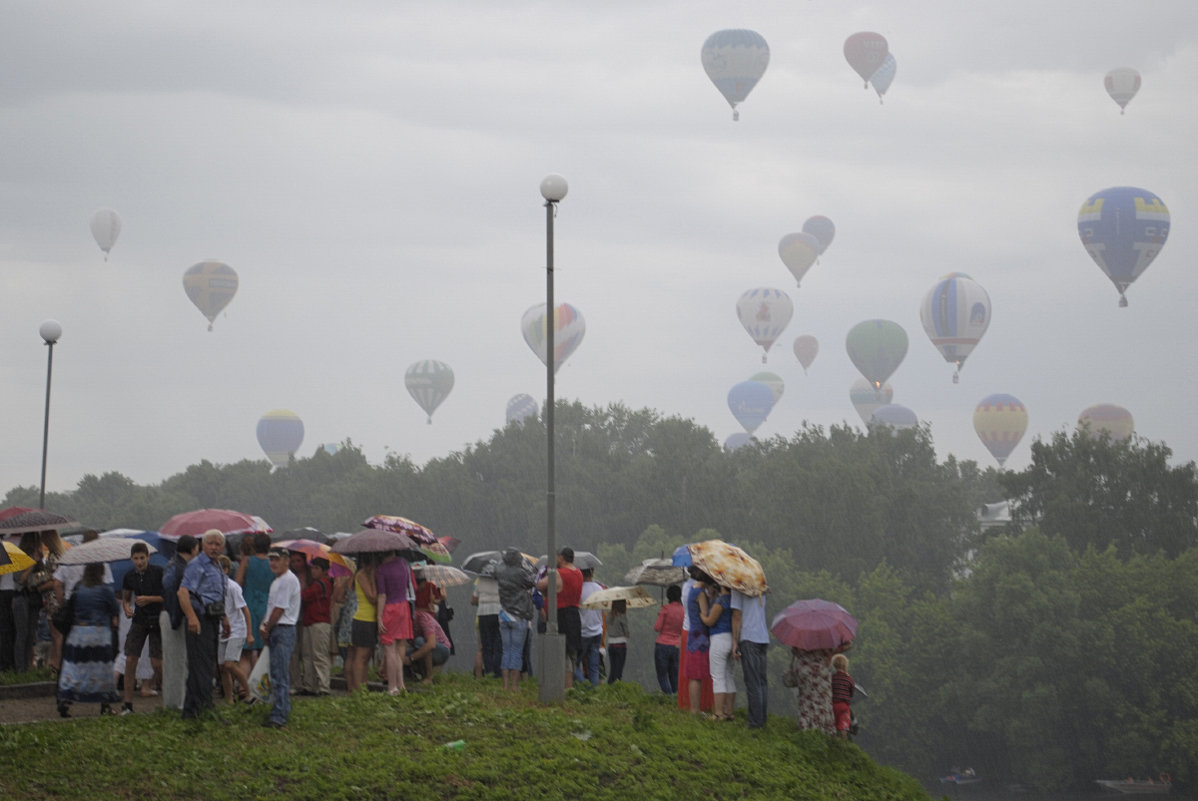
[38,319,62,509]
[538,174,567,703]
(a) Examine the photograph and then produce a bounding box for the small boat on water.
[940,769,981,786]
[1095,775,1171,795]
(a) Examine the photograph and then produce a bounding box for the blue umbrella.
[671,544,693,568]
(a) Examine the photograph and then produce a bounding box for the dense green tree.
[999,431,1198,557]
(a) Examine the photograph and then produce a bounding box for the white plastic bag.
[248,645,273,703]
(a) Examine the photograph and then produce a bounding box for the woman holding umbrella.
[774,599,857,735]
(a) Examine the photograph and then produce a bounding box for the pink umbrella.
[770,599,858,651]
[159,508,272,539]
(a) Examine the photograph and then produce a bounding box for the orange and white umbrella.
[687,540,768,596]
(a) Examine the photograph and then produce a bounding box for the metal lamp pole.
[538,173,567,703]
[38,320,62,509]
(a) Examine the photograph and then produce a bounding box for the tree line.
[6,400,1196,790]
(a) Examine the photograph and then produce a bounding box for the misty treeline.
[6,401,1197,790]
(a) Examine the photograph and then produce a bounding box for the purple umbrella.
[770,599,858,651]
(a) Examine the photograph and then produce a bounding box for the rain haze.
[2,1,1196,497]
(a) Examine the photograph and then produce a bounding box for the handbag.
[52,593,76,637]
[782,654,801,688]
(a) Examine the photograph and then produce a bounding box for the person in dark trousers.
[178,530,228,720]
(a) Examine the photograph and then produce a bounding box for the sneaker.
[120,703,134,716]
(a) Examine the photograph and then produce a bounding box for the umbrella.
[362,515,452,562]
[438,535,461,554]
[687,540,768,596]
[461,550,536,576]
[276,538,354,578]
[769,599,858,651]
[580,585,658,610]
[624,558,686,587]
[159,508,272,539]
[58,537,158,565]
[1,542,36,576]
[671,544,693,567]
[537,551,602,571]
[0,506,35,521]
[280,527,329,545]
[331,528,417,555]
[0,509,81,535]
[413,563,472,588]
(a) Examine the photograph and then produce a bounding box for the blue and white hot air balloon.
[919,272,991,383]
[1077,186,1169,306]
[869,53,897,104]
[506,393,539,425]
[257,410,304,468]
[727,380,776,434]
[701,29,770,121]
[871,404,918,430]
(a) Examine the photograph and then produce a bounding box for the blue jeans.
[499,618,528,672]
[578,634,601,686]
[268,625,297,725]
[739,640,768,728]
[654,642,679,694]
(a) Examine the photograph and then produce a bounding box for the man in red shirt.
[536,547,583,689]
[298,557,332,696]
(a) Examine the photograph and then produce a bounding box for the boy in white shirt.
[259,547,302,728]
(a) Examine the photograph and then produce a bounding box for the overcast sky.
[2,1,1195,497]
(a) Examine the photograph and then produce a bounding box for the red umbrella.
[159,508,272,539]
[275,538,353,578]
[770,599,858,651]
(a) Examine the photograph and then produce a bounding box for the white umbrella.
[580,585,658,610]
[58,537,157,565]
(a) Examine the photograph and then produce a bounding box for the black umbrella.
[0,509,80,535]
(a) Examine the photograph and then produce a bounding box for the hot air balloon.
[973,394,1027,467]
[849,378,893,425]
[793,335,819,373]
[182,261,239,331]
[801,216,835,254]
[1104,67,1140,114]
[89,208,121,260]
[844,32,889,89]
[1077,187,1169,307]
[700,29,770,121]
[846,319,908,391]
[919,272,991,383]
[506,393,539,425]
[778,232,822,287]
[736,288,793,363]
[869,53,897,104]
[256,409,304,469]
[749,371,784,405]
[1078,404,1134,442]
[724,432,753,452]
[728,380,775,434]
[870,404,918,430]
[521,303,586,373]
[405,360,454,424]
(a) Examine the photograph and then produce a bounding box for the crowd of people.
[2,535,853,736]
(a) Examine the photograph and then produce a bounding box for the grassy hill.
[0,676,933,801]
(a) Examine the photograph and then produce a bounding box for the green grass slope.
[0,676,932,801]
